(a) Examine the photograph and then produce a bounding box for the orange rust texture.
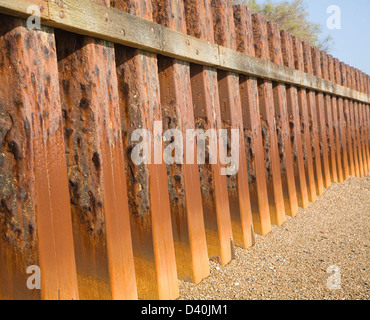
[327,55,344,183]
[366,104,370,173]
[311,47,331,188]
[341,63,355,177]
[183,0,234,263]
[360,73,370,174]
[359,72,370,173]
[0,16,78,300]
[302,42,324,196]
[267,25,300,217]
[320,52,338,183]
[211,1,254,249]
[152,0,210,284]
[266,23,298,218]
[233,6,271,236]
[288,35,317,203]
[55,29,137,299]
[354,69,365,177]
[252,14,286,225]
[347,66,360,177]
[279,33,308,211]
[359,70,368,176]
[334,58,350,180]
[54,0,137,300]
[112,0,179,300]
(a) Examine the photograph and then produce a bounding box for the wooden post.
[0,16,78,300]
[112,0,178,300]
[232,5,271,235]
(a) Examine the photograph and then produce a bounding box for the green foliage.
[242,0,333,51]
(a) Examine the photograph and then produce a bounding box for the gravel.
[180,175,370,300]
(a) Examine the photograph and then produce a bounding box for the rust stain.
[252,13,286,224]
[55,23,137,299]
[234,6,271,236]
[320,51,338,183]
[153,0,209,284]
[328,55,344,183]
[182,0,234,262]
[212,1,254,248]
[0,15,78,300]
[114,0,179,300]
[267,23,300,217]
[287,33,317,203]
[334,58,350,180]
[311,47,331,188]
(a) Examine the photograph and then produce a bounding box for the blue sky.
[268,0,370,75]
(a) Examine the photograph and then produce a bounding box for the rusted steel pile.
[0,0,369,300]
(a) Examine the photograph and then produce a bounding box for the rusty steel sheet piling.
[366,104,370,172]
[350,67,361,177]
[55,0,137,300]
[341,63,356,177]
[211,0,255,249]
[354,69,365,177]
[111,0,179,300]
[266,24,299,218]
[311,47,331,188]
[281,33,309,210]
[252,13,286,224]
[320,51,338,183]
[347,65,360,177]
[151,0,210,284]
[327,55,344,183]
[183,0,234,263]
[360,72,370,173]
[359,70,368,175]
[0,15,78,300]
[267,22,307,217]
[270,28,310,212]
[233,5,271,236]
[333,58,350,181]
[301,42,325,196]
[288,35,317,203]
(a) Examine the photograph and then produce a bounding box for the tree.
[235,0,333,52]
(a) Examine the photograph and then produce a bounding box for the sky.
[268,0,370,75]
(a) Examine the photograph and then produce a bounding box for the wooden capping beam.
[0,0,369,104]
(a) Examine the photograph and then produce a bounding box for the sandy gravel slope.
[180,176,370,300]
